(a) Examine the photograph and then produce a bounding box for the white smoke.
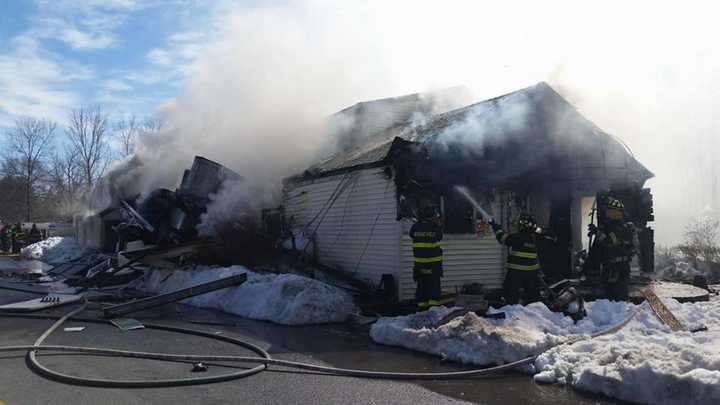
[196,179,256,237]
[101,0,718,244]
[425,91,531,157]
[103,2,402,229]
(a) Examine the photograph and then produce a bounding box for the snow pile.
[372,299,720,404]
[21,237,84,264]
[370,300,632,366]
[139,266,358,325]
[534,299,720,405]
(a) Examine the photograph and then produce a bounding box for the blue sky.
[0,0,236,129]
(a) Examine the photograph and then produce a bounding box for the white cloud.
[0,47,81,124]
[104,79,133,92]
[60,28,115,50]
[169,31,205,43]
[126,25,215,87]
[147,49,173,66]
[0,0,210,129]
[26,0,140,51]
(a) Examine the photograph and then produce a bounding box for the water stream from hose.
[454,186,494,221]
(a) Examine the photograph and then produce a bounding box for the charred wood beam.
[103,273,247,318]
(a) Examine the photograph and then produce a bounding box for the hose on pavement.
[0,304,642,387]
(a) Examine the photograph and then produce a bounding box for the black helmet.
[419,205,437,220]
[606,196,625,210]
[517,213,537,231]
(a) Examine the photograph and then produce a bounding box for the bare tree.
[141,117,164,135]
[4,117,56,221]
[678,215,720,266]
[67,106,111,189]
[48,148,84,219]
[113,115,164,158]
[114,114,140,157]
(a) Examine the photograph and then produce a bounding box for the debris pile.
[114,156,243,248]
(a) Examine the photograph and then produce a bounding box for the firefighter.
[11,222,24,254]
[27,223,42,245]
[490,213,542,305]
[410,205,443,309]
[588,196,635,301]
[0,223,9,253]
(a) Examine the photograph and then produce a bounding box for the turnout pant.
[603,262,630,301]
[415,266,442,308]
[503,269,542,305]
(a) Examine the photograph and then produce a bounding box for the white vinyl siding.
[283,167,400,287]
[399,223,504,301]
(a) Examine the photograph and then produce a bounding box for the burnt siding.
[283,167,400,286]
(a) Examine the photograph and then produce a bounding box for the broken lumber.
[640,286,685,332]
[0,294,83,313]
[103,273,247,318]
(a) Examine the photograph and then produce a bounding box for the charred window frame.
[441,193,476,234]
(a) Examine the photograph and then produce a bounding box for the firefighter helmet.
[605,197,625,221]
[606,197,625,210]
[517,213,537,231]
[419,205,437,220]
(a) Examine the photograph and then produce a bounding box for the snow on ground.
[370,300,632,366]
[21,237,84,264]
[534,298,720,405]
[139,265,358,325]
[371,298,720,405]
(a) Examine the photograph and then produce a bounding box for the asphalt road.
[0,287,619,405]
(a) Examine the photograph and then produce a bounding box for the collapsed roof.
[295,82,653,194]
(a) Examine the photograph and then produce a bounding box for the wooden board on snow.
[640,287,685,332]
[0,294,82,313]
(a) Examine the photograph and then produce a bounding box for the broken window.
[442,193,476,234]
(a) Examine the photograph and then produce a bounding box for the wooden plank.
[0,280,78,295]
[103,273,247,318]
[640,287,685,332]
[0,294,83,313]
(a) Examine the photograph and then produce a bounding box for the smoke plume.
[102,0,717,244]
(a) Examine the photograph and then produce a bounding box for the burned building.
[76,156,242,253]
[282,82,654,301]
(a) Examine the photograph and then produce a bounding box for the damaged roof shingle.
[298,82,653,184]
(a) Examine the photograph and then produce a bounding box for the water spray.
[454,186,495,222]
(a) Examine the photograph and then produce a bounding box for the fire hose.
[0,302,642,388]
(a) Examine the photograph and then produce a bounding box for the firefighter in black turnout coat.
[490,214,542,305]
[588,197,636,301]
[410,206,443,309]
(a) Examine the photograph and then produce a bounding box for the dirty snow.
[138,265,358,325]
[370,300,632,366]
[371,297,720,405]
[21,237,84,264]
[534,298,720,405]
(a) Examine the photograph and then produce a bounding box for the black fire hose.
[0,304,642,388]
[9,301,270,388]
